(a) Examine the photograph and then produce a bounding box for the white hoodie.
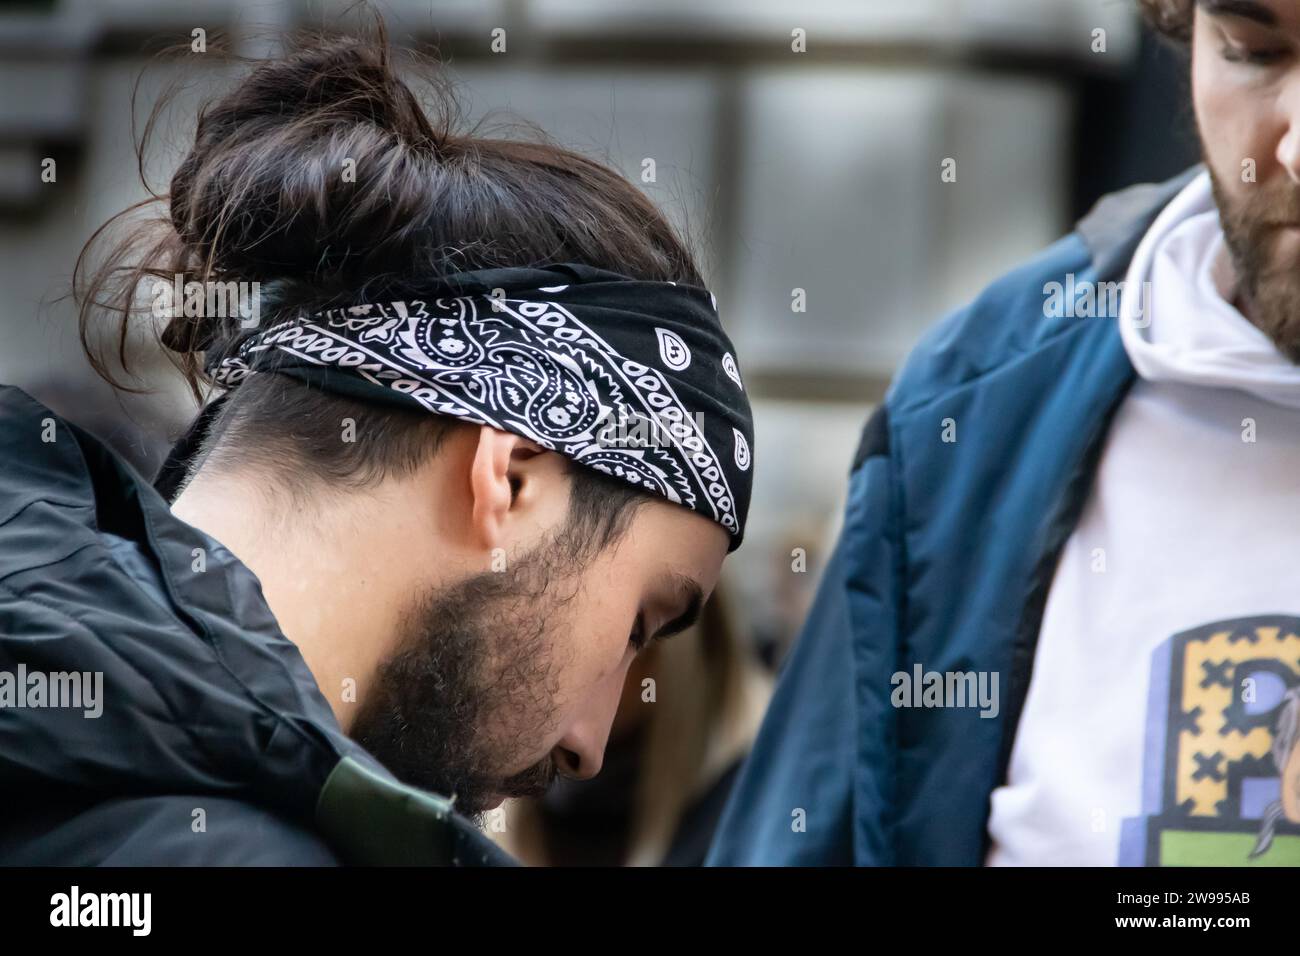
[987,171,1300,866]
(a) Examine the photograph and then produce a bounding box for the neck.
[170,474,395,733]
[1234,285,1256,324]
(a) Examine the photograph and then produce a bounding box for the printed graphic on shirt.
[1119,615,1300,866]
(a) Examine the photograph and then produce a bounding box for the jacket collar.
[2,386,514,865]
[1076,164,1204,282]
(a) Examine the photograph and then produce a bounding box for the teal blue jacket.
[708,169,1199,865]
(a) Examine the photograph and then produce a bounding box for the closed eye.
[648,573,705,644]
[1220,41,1290,64]
[628,615,648,652]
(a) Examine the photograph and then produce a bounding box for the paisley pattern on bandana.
[208,266,752,546]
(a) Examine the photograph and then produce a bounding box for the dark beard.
[350,544,568,820]
[1207,168,1300,362]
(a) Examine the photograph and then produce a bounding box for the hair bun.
[76,26,702,404]
[168,35,450,287]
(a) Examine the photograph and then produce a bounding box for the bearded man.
[711,0,1300,866]
[0,33,753,866]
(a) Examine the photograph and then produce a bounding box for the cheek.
[1192,41,1274,174]
[545,584,637,712]
[1194,59,1236,154]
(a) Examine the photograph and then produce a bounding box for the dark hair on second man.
[1138,0,1195,44]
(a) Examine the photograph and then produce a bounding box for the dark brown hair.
[76,26,704,546]
[1139,0,1195,44]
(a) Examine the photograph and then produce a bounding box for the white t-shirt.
[986,171,1300,866]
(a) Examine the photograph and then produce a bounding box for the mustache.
[497,756,558,799]
[1234,185,1300,230]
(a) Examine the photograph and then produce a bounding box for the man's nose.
[1278,75,1300,185]
[550,662,628,781]
[1278,128,1300,185]
[552,734,604,781]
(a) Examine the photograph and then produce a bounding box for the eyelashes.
[628,615,647,652]
[1220,43,1289,65]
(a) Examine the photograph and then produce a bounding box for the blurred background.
[0,0,1200,864]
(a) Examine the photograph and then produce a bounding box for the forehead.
[620,498,730,584]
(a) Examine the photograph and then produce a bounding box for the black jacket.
[0,385,514,865]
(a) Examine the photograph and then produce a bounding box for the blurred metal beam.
[745,369,890,405]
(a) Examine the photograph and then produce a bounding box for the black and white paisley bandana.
[205,264,754,548]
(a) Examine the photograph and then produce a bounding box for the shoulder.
[3,794,340,866]
[885,166,1203,418]
[0,384,93,515]
[886,232,1097,416]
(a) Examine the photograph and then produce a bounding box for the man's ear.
[467,426,546,548]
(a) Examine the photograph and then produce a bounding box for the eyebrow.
[1199,0,1281,27]
[651,573,705,642]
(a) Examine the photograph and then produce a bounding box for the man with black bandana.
[0,34,752,865]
